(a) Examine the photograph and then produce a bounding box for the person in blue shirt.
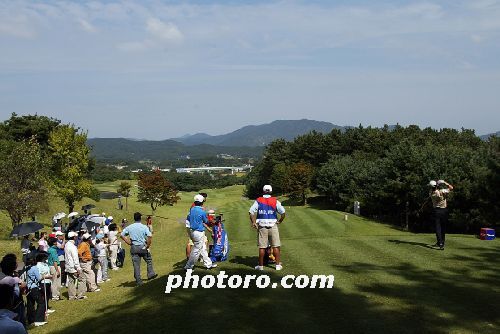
[184,195,217,270]
[25,256,46,327]
[120,212,158,286]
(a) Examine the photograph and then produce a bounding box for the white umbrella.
[87,216,106,225]
[68,211,79,218]
[53,212,66,220]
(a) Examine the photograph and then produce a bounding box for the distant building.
[175,165,253,174]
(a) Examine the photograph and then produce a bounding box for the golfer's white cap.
[82,233,91,240]
[429,180,437,187]
[68,231,78,238]
[107,216,113,220]
[208,209,215,214]
[55,231,64,236]
[263,185,273,192]
[194,194,205,203]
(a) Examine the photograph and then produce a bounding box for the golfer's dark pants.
[434,208,448,246]
[131,246,156,285]
[27,287,46,324]
[60,261,67,285]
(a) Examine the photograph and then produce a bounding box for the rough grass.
[0,184,498,333]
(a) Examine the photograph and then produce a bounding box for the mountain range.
[171,119,345,146]
[88,120,498,162]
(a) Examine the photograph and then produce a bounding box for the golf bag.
[116,248,125,268]
[209,217,229,262]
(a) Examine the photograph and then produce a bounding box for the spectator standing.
[47,238,61,301]
[120,212,158,286]
[64,232,86,300]
[95,237,110,283]
[25,256,46,327]
[108,224,120,270]
[55,232,66,287]
[20,236,31,264]
[35,253,54,315]
[38,233,48,253]
[77,233,100,292]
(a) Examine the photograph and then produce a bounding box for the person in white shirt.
[249,185,286,271]
[108,224,119,270]
[95,237,110,282]
[64,232,86,300]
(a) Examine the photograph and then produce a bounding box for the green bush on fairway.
[1,184,498,333]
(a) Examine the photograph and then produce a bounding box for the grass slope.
[0,184,498,333]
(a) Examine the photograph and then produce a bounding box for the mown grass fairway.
[1,184,498,333]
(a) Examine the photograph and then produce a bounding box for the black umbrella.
[10,221,44,237]
[68,216,86,232]
[81,204,96,211]
[84,220,100,233]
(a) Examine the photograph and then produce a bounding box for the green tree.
[48,125,98,212]
[287,162,314,205]
[117,181,132,211]
[0,113,60,146]
[0,138,50,227]
[137,170,180,213]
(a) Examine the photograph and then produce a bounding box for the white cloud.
[146,18,183,42]
[0,16,36,38]
[78,18,98,33]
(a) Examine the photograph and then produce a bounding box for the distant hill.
[87,138,263,162]
[172,119,346,146]
[480,131,500,140]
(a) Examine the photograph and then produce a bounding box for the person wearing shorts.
[249,185,286,271]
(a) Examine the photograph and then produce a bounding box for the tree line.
[0,113,98,227]
[244,125,499,233]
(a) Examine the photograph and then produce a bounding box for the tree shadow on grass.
[388,239,437,249]
[333,253,500,333]
[49,265,457,334]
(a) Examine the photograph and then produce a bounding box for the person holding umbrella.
[64,232,86,300]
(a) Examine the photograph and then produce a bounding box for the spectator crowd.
[0,212,126,331]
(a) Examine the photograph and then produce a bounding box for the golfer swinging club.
[429,179,453,250]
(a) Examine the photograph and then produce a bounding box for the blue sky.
[0,0,499,139]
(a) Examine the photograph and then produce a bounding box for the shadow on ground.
[388,239,437,249]
[332,247,500,334]
[50,246,500,334]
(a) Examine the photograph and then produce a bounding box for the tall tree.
[48,125,98,212]
[286,162,314,205]
[0,113,60,146]
[137,170,180,213]
[117,181,132,211]
[0,138,50,227]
